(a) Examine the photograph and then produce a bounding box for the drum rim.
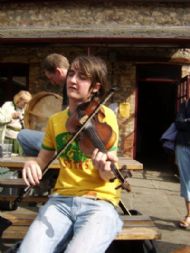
[24,91,62,130]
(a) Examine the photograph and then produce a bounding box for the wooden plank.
[4,213,157,230]
[0,195,47,203]
[0,210,160,241]
[0,156,143,170]
[0,178,25,187]
[118,157,143,170]
[117,227,160,240]
[0,156,60,169]
[1,223,160,241]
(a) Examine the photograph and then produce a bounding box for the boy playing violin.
[18,55,123,253]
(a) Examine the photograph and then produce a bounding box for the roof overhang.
[1,25,190,47]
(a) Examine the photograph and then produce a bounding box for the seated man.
[17,53,69,156]
[17,129,44,156]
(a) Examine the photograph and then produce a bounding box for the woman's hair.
[70,55,108,98]
[13,90,32,105]
[42,53,70,73]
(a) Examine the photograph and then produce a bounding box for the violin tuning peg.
[122,182,131,192]
[115,180,131,192]
[115,184,122,190]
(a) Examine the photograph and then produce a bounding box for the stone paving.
[122,167,190,253]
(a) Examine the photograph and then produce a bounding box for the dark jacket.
[175,99,190,146]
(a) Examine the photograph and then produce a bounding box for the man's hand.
[12,112,21,119]
[92,148,118,181]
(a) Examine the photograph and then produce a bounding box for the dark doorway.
[0,63,29,106]
[136,64,181,170]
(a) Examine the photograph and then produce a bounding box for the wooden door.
[177,75,190,109]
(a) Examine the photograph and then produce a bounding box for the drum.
[171,247,190,253]
[24,91,63,131]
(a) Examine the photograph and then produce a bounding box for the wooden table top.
[0,156,143,170]
[0,156,59,169]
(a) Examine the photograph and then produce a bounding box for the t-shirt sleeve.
[104,106,119,151]
[41,117,56,151]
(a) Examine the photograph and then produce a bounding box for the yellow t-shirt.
[42,105,121,206]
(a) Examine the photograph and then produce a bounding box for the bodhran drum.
[24,91,63,131]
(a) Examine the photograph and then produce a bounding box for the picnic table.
[0,155,143,171]
[0,156,161,252]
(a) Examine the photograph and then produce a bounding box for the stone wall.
[0,1,190,30]
[0,44,139,157]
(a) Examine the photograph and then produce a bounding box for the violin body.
[79,116,117,156]
[66,94,131,192]
[66,99,117,156]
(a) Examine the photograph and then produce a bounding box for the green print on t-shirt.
[56,132,87,162]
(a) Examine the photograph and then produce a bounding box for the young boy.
[18,55,123,253]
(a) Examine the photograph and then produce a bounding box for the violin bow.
[13,88,116,208]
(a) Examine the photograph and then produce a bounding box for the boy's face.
[67,65,95,103]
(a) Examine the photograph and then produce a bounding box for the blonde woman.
[0,90,32,154]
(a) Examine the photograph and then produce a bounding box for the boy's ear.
[92,82,101,93]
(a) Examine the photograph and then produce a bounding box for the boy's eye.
[78,73,87,80]
[67,70,74,77]
[67,70,88,80]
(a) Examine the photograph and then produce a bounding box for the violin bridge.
[79,115,89,125]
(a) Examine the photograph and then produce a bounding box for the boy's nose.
[70,74,77,83]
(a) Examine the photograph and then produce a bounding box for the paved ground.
[122,165,190,253]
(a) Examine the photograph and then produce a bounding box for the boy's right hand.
[22,160,42,187]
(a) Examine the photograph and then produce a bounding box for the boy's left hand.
[92,149,118,181]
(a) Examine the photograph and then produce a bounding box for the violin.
[66,97,116,156]
[66,94,132,191]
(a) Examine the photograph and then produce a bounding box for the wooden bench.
[0,207,161,253]
[0,208,160,242]
[0,157,161,251]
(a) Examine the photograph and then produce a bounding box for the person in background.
[175,98,190,228]
[17,53,69,156]
[17,55,123,253]
[0,90,32,154]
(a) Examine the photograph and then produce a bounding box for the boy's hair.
[42,53,70,73]
[71,55,108,98]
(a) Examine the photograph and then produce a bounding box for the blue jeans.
[17,196,123,253]
[17,129,44,156]
[175,145,190,201]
